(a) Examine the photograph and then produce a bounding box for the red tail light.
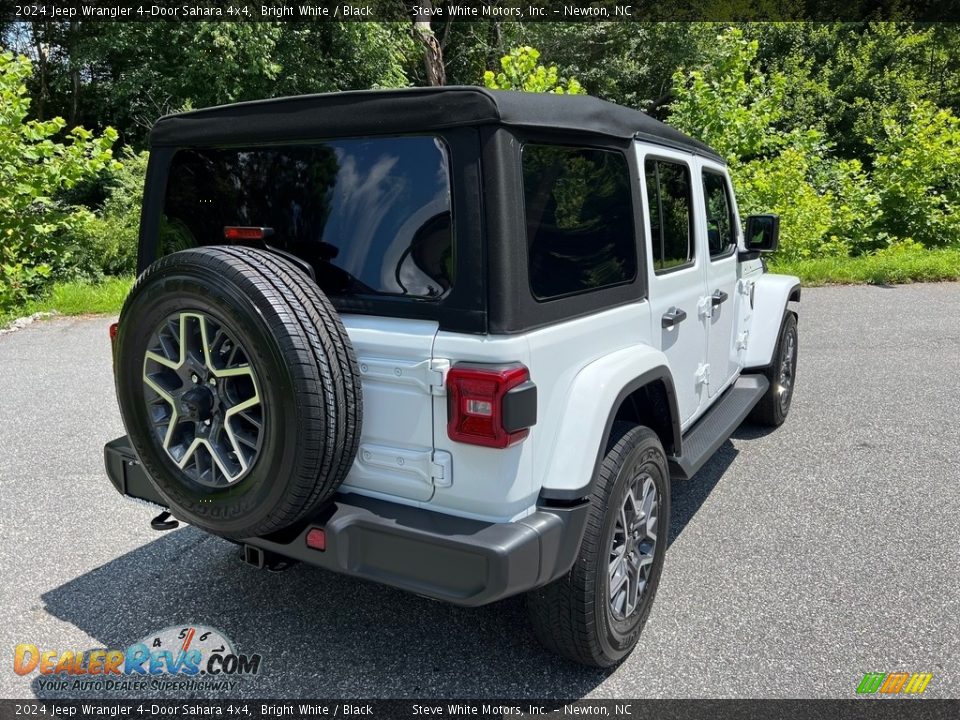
[223,226,274,241]
[446,363,537,448]
[109,322,119,342]
[305,528,326,551]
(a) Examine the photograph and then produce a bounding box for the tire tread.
[118,246,362,537]
[748,311,797,427]
[527,423,667,667]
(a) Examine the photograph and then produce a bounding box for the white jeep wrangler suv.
[104,87,800,667]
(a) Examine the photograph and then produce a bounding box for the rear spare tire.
[114,246,362,539]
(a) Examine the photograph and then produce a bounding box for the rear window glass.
[522,144,636,300]
[161,136,453,299]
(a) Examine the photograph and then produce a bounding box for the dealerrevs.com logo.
[13,625,261,693]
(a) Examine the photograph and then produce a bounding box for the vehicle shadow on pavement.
[668,439,737,547]
[35,525,611,699]
[33,443,740,700]
[730,422,779,441]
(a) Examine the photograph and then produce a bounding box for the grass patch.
[0,276,133,328]
[2,248,959,330]
[769,247,960,286]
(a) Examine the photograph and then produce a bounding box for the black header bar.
[4,0,960,23]
[0,699,959,720]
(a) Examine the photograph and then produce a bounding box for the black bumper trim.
[104,437,166,507]
[104,436,589,607]
[245,494,588,606]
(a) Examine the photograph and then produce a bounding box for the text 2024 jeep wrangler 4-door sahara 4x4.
[104,87,800,667]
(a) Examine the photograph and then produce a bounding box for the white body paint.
[336,140,799,523]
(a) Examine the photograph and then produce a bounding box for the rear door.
[339,318,447,502]
[699,165,740,396]
[639,148,709,427]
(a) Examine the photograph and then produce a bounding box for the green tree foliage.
[69,148,149,278]
[668,27,960,261]
[669,29,786,163]
[270,23,414,93]
[3,21,960,316]
[5,23,416,146]
[483,46,584,94]
[668,30,853,259]
[0,52,118,311]
[746,23,960,162]
[732,138,860,260]
[871,102,960,248]
[478,23,715,112]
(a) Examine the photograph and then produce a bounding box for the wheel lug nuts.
[208,378,217,387]
[191,374,199,384]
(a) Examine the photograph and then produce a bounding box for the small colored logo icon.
[856,672,933,695]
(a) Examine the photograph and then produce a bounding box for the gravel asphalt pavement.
[0,283,957,699]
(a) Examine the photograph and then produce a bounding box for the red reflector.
[446,364,530,449]
[109,322,119,341]
[224,226,272,241]
[305,528,326,551]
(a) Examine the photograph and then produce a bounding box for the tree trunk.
[31,24,49,120]
[412,2,445,86]
[68,22,80,127]
[71,68,80,127]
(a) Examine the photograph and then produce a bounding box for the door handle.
[711,290,729,307]
[661,308,687,328]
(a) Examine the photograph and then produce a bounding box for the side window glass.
[702,171,736,258]
[644,159,694,273]
[522,144,637,300]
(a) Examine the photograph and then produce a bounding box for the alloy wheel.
[141,311,264,487]
[608,472,659,620]
[778,328,797,412]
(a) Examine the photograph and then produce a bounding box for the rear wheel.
[526,423,670,667]
[114,246,362,539]
[749,312,798,427]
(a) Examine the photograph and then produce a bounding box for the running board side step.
[668,374,769,480]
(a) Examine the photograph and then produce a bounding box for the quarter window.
[645,160,694,273]
[702,170,736,258]
[522,144,637,300]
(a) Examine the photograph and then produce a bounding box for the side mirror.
[744,214,780,253]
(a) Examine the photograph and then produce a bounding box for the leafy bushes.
[871,102,960,249]
[482,32,959,278]
[0,52,120,311]
[734,141,843,261]
[68,149,147,279]
[668,29,960,264]
[668,30,786,163]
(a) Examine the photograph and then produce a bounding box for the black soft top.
[149,86,722,161]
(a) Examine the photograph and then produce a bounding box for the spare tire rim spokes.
[608,472,658,621]
[142,311,264,487]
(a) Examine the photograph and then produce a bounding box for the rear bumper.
[104,437,588,607]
